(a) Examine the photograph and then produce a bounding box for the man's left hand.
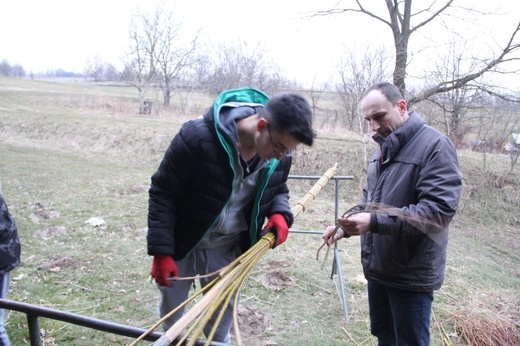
[338,212,371,236]
[261,213,289,248]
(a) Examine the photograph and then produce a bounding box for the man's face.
[360,90,408,138]
[256,118,300,160]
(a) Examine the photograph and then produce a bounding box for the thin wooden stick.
[342,326,361,346]
[128,280,216,346]
[432,308,454,346]
[135,164,338,345]
[316,201,444,263]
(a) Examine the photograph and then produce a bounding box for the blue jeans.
[367,280,433,346]
[0,272,11,346]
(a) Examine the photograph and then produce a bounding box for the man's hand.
[321,225,346,246]
[261,214,289,248]
[151,255,179,287]
[321,212,371,246]
[337,212,371,236]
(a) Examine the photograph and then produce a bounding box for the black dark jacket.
[147,88,293,260]
[360,111,462,291]
[0,194,21,276]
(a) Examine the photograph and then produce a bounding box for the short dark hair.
[364,82,403,105]
[261,93,316,146]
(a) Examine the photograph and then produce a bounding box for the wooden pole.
[147,164,338,346]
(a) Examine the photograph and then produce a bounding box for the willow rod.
[138,163,338,346]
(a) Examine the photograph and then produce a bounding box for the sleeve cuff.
[370,213,379,233]
[339,225,351,238]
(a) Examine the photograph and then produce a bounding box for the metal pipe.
[0,299,162,342]
[27,314,41,346]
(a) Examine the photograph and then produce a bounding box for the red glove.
[261,214,289,248]
[151,255,179,287]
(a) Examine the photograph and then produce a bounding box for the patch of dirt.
[232,305,282,345]
[266,259,293,269]
[28,202,61,223]
[119,184,149,195]
[34,225,69,239]
[258,269,296,291]
[39,329,56,346]
[233,305,269,338]
[121,224,148,239]
[39,255,81,271]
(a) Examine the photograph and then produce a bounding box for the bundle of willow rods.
[131,163,337,346]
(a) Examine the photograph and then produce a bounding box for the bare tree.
[84,56,105,82]
[479,99,520,154]
[201,40,296,96]
[331,46,391,173]
[471,99,520,172]
[151,6,201,107]
[411,32,520,149]
[307,78,330,128]
[0,60,11,76]
[410,22,520,105]
[122,12,158,114]
[11,64,25,78]
[421,41,489,146]
[427,88,487,148]
[175,54,209,116]
[335,46,391,132]
[313,1,520,104]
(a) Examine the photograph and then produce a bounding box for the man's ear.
[257,117,268,132]
[397,99,408,115]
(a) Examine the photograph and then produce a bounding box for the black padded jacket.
[147,88,294,260]
[0,193,21,276]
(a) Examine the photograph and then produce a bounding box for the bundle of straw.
[131,163,337,346]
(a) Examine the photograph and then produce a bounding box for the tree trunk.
[387,0,411,97]
[139,90,146,115]
[162,83,171,107]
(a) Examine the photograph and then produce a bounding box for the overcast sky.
[1,0,518,88]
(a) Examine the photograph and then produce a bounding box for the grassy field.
[0,77,518,345]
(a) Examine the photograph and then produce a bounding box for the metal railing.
[0,174,353,345]
[0,298,229,345]
[0,298,160,344]
[288,174,354,321]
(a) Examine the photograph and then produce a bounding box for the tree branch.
[410,0,454,34]
[311,1,392,28]
[409,21,520,105]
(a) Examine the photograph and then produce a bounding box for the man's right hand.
[151,255,179,287]
[322,225,346,246]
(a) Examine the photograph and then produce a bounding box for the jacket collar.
[205,88,269,143]
[373,111,425,163]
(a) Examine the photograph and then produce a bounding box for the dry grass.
[0,77,518,345]
[433,304,520,346]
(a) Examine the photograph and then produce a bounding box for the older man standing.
[323,82,462,345]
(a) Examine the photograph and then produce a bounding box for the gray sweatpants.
[157,243,243,344]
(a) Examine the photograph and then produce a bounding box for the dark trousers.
[367,280,433,346]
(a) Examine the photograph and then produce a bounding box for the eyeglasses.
[266,123,296,157]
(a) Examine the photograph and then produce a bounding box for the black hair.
[261,93,316,146]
